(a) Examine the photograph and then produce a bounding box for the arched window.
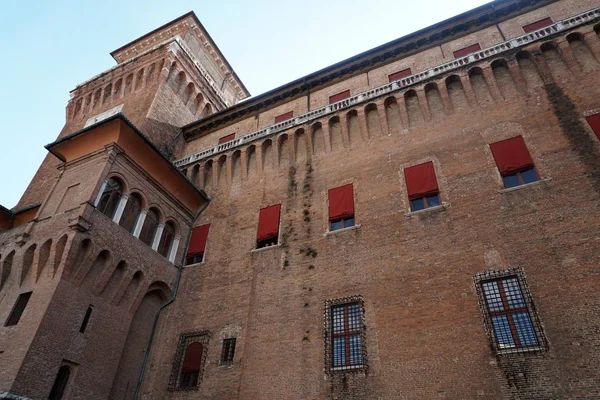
[180,342,203,388]
[97,178,123,219]
[119,193,143,233]
[139,208,160,246]
[48,365,70,400]
[158,221,176,258]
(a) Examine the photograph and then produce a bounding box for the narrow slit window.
[328,184,355,231]
[5,291,32,326]
[256,204,281,249]
[490,136,539,188]
[48,365,71,400]
[404,162,440,211]
[186,224,210,265]
[79,305,93,333]
[220,338,236,365]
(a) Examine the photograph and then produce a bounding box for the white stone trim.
[152,223,165,251]
[93,180,107,207]
[112,194,129,224]
[168,236,181,263]
[132,209,148,238]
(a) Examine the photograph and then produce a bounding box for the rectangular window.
[328,184,355,231]
[523,17,553,33]
[585,113,600,140]
[329,90,351,104]
[186,224,210,265]
[5,292,32,326]
[388,68,412,83]
[168,331,210,391]
[218,134,235,144]
[404,162,440,211]
[476,270,545,353]
[79,305,93,333]
[256,204,281,248]
[453,43,481,58]
[274,111,294,123]
[325,297,366,373]
[220,338,236,365]
[490,136,539,188]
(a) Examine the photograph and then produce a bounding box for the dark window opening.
[5,291,32,326]
[410,194,440,212]
[139,208,160,246]
[220,338,236,365]
[48,365,70,400]
[158,221,176,258]
[185,254,204,265]
[331,303,363,368]
[79,306,93,333]
[480,276,541,351]
[330,217,355,231]
[97,178,123,219]
[502,168,539,188]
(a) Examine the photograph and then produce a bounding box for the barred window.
[168,331,210,391]
[220,338,236,365]
[325,296,367,373]
[475,269,546,354]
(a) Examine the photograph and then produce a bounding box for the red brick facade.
[3,1,600,399]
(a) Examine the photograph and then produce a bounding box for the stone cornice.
[182,0,561,140]
[174,6,600,168]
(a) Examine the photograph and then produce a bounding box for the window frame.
[220,337,237,366]
[501,168,539,188]
[5,291,33,327]
[324,295,367,374]
[168,331,211,391]
[474,268,547,355]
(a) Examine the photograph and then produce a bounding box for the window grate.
[168,331,211,391]
[220,338,236,365]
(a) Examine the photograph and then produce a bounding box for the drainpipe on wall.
[133,199,210,399]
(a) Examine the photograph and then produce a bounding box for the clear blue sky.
[0,0,489,209]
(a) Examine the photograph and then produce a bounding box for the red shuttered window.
[585,114,600,140]
[180,342,203,388]
[186,224,210,265]
[328,184,355,231]
[256,204,281,248]
[274,111,294,123]
[404,162,440,211]
[218,134,235,144]
[490,136,539,188]
[453,43,481,58]
[388,68,412,83]
[329,90,351,104]
[523,18,553,33]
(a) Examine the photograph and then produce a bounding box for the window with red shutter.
[404,162,441,211]
[329,90,351,104]
[274,111,294,123]
[388,68,412,83]
[328,184,355,231]
[523,18,553,33]
[256,204,281,248]
[453,43,481,59]
[490,136,539,188]
[218,134,235,144]
[180,342,203,388]
[585,114,600,140]
[186,224,210,265]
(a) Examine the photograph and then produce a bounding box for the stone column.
[152,223,165,251]
[322,121,332,153]
[112,194,129,224]
[93,180,108,207]
[132,209,148,238]
[377,101,390,135]
[168,236,181,263]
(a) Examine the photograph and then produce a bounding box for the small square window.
[220,338,236,365]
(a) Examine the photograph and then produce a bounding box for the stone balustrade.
[174,6,600,168]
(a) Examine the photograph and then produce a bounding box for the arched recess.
[541,42,570,81]
[125,73,134,95]
[93,89,101,110]
[103,84,112,105]
[468,67,493,106]
[203,160,213,189]
[516,51,543,88]
[231,150,242,184]
[347,110,362,143]
[294,129,308,164]
[278,134,290,167]
[184,83,195,105]
[567,32,597,71]
[384,98,402,135]
[117,270,143,307]
[262,139,274,170]
[21,244,36,285]
[53,235,69,277]
[109,282,171,400]
[191,164,200,186]
[365,103,382,136]
[202,103,213,117]
[135,69,144,90]
[84,94,92,114]
[68,238,93,281]
[113,79,123,98]
[491,59,518,99]
[158,221,177,259]
[217,155,227,186]
[246,145,257,178]
[311,123,325,155]
[139,207,161,247]
[146,63,156,82]
[48,365,71,400]
[81,249,111,289]
[445,75,469,112]
[175,71,186,94]
[425,83,445,119]
[404,90,423,126]
[97,177,125,220]
[328,117,343,151]
[36,239,52,282]
[73,98,83,118]
[119,192,144,234]
[101,260,127,300]
[1,250,15,290]
[192,94,203,115]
